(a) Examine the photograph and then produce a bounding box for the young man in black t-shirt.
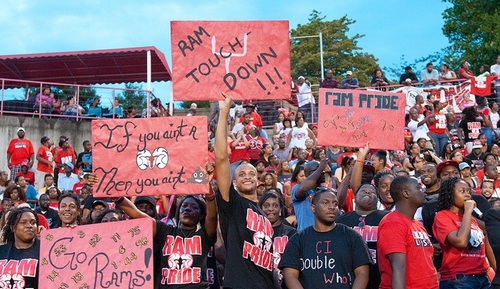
[35,193,61,228]
[215,94,275,289]
[279,188,371,289]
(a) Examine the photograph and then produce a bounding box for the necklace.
[178,227,197,238]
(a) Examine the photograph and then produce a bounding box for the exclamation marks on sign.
[257,67,287,95]
[144,248,152,281]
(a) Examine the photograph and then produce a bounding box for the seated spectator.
[14,175,37,208]
[458,60,475,79]
[186,103,197,116]
[35,193,61,228]
[340,71,359,89]
[89,96,101,108]
[61,95,86,120]
[15,162,35,186]
[421,62,439,86]
[34,86,54,114]
[126,106,138,118]
[370,68,390,90]
[399,66,419,84]
[57,162,79,193]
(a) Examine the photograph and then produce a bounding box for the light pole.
[290,32,324,79]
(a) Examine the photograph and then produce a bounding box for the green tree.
[116,83,148,112]
[442,0,500,72]
[290,10,379,88]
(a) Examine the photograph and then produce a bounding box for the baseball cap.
[346,71,353,76]
[459,162,470,171]
[436,160,459,176]
[450,135,459,141]
[134,196,156,208]
[363,161,375,173]
[472,140,482,149]
[92,199,109,209]
[298,76,305,80]
[17,127,25,133]
[64,162,74,170]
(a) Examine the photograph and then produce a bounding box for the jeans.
[429,132,449,157]
[439,275,490,289]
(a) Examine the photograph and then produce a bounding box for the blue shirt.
[291,184,315,231]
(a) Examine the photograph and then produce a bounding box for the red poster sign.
[40,219,154,289]
[317,88,406,150]
[171,21,291,101]
[92,117,209,197]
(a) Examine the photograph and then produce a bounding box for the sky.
[0,0,452,106]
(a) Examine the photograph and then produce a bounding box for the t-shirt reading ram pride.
[154,221,213,289]
[217,186,275,289]
[0,239,40,289]
[279,224,371,289]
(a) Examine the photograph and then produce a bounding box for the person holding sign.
[215,93,275,289]
[115,192,217,289]
[0,207,40,289]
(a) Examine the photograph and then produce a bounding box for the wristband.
[355,159,364,163]
[114,197,125,204]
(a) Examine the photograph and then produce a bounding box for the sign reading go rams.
[171,21,291,101]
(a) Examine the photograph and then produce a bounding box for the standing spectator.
[76,140,92,173]
[273,138,291,163]
[490,55,500,104]
[245,126,267,166]
[458,60,475,80]
[421,62,439,86]
[459,107,485,153]
[186,102,197,116]
[6,127,34,181]
[286,117,316,150]
[54,137,76,179]
[57,162,79,193]
[337,183,390,289]
[407,108,431,143]
[427,101,449,157]
[280,187,371,289]
[35,136,53,190]
[377,176,438,289]
[340,71,360,89]
[319,69,338,88]
[484,206,500,289]
[399,66,419,84]
[433,177,491,288]
[439,63,458,84]
[296,76,314,123]
[214,93,274,288]
[370,68,390,91]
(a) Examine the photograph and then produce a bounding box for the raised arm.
[204,164,218,240]
[215,94,233,202]
[351,142,369,193]
[115,197,157,235]
[295,158,329,199]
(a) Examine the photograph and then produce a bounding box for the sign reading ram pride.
[40,219,153,289]
[317,88,406,150]
[92,116,209,197]
[171,21,291,100]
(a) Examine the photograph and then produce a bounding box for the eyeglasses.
[358,215,366,229]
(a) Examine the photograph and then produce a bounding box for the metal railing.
[0,78,156,120]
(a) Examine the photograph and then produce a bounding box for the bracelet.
[205,194,216,202]
[355,159,364,163]
[114,197,125,204]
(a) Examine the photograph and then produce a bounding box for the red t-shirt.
[36,146,53,173]
[343,188,354,213]
[245,135,266,160]
[54,149,76,168]
[230,140,250,163]
[432,210,488,281]
[471,75,498,96]
[239,112,263,128]
[7,138,34,166]
[428,112,447,134]
[378,211,438,289]
[72,182,84,195]
[16,171,35,186]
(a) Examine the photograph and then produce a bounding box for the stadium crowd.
[1,58,500,288]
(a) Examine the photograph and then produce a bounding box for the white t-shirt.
[407,116,429,141]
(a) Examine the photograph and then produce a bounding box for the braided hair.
[2,207,39,243]
[437,177,463,211]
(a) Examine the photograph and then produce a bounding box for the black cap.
[134,196,156,208]
[92,199,109,209]
[41,136,50,144]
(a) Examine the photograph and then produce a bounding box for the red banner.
[171,21,291,101]
[92,117,209,197]
[40,219,154,289]
[317,88,406,150]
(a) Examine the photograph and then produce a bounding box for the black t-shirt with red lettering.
[154,221,213,289]
[217,186,275,289]
[337,210,388,289]
[0,239,39,289]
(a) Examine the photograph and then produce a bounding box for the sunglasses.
[358,215,366,229]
